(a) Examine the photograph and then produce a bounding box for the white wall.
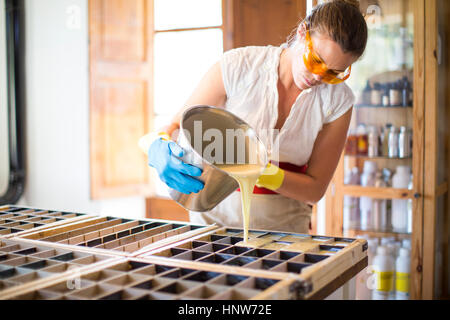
[0,0,9,196]
[20,0,145,218]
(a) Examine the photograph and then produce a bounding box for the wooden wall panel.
[226,0,307,48]
[89,0,153,199]
[101,0,147,61]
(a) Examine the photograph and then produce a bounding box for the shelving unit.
[324,0,449,300]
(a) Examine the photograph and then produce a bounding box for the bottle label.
[396,272,410,293]
[374,271,394,292]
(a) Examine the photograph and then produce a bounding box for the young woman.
[146,0,368,233]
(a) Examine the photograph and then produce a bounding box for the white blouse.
[220,45,355,167]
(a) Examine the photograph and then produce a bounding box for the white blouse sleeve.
[220,47,248,99]
[324,83,356,124]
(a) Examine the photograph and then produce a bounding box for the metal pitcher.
[169,105,268,212]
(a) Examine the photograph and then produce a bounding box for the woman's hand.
[148,138,204,195]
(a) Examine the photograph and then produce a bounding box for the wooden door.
[224,0,307,50]
[89,0,153,199]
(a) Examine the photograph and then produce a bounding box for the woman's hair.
[288,0,368,58]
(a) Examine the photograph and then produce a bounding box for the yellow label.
[374,271,394,292]
[396,272,410,293]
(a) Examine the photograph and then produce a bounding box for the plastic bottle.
[395,248,411,300]
[389,81,402,106]
[373,172,388,231]
[372,246,395,300]
[343,168,360,230]
[392,166,411,232]
[381,124,393,157]
[371,83,382,106]
[356,124,369,156]
[362,80,372,106]
[367,126,379,158]
[360,161,377,231]
[402,238,411,250]
[388,126,399,158]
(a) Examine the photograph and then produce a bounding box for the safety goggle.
[302,24,352,85]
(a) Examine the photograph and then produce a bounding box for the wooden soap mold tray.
[17,215,216,255]
[134,227,368,298]
[0,205,89,239]
[3,256,300,300]
[0,238,120,299]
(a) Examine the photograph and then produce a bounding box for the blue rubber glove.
[148,138,204,195]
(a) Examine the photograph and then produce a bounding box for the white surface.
[20,0,144,218]
[0,0,9,196]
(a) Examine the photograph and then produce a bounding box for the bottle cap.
[363,161,377,174]
[399,247,410,257]
[376,246,388,255]
[396,166,411,175]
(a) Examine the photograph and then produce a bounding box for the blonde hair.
[287,0,368,57]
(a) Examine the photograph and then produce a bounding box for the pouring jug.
[171,105,268,212]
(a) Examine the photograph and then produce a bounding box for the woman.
[145,0,368,233]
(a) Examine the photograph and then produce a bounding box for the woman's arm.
[276,107,353,203]
[161,61,227,138]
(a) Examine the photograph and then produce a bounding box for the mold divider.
[0,255,127,300]
[0,214,93,240]
[132,225,223,257]
[131,256,300,300]
[130,224,219,257]
[12,223,218,258]
[16,216,110,240]
[9,237,131,257]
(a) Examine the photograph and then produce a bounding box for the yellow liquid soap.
[217,164,264,244]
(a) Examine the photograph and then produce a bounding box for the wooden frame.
[134,226,368,298]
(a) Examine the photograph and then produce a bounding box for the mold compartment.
[237,277,280,290]
[270,262,312,274]
[158,268,197,279]
[197,253,235,264]
[42,279,95,294]
[0,266,34,279]
[179,284,229,299]
[20,259,60,270]
[208,274,249,286]
[12,290,64,300]
[104,273,149,287]
[243,248,275,258]
[65,283,122,300]
[131,277,174,291]
[211,288,261,300]
[8,270,54,283]
[82,270,124,282]
[193,243,231,253]
[100,287,150,300]
[183,271,222,283]
[223,256,257,267]
[245,259,284,270]
[217,246,253,255]
[156,280,200,295]
[170,250,211,261]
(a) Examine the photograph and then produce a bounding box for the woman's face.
[291,27,359,90]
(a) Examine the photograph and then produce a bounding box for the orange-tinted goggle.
[303,25,352,85]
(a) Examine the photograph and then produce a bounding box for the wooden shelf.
[355,105,413,109]
[344,229,411,240]
[341,185,414,199]
[344,154,412,160]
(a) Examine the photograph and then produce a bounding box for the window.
[152,0,224,196]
